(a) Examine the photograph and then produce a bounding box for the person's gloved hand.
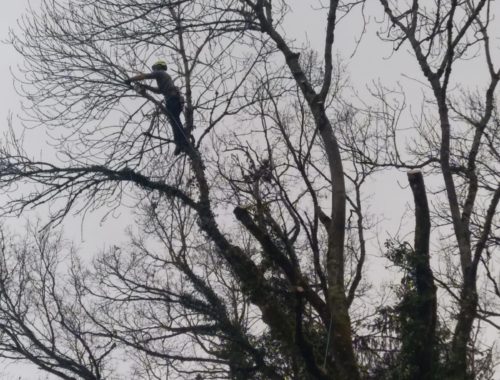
[134,84,146,95]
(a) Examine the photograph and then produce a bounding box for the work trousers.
[165,96,188,153]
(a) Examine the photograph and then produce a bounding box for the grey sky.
[0,2,127,377]
[0,0,498,378]
[0,3,27,123]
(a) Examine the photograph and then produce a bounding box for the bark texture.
[407,170,438,380]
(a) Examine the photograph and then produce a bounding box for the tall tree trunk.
[245,2,360,378]
[407,170,438,380]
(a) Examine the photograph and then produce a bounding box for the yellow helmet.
[151,60,167,71]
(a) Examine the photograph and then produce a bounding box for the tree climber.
[124,60,188,155]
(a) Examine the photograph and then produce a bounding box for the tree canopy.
[0,1,499,379]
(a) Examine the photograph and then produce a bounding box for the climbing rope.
[323,315,334,369]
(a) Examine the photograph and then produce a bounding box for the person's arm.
[136,84,162,94]
[124,72,161,93]
[125,72,154,83]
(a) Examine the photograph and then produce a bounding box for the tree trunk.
[407,170,438,380]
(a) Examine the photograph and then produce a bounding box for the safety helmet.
[152,60,167,71]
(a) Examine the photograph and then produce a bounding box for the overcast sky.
[0,0,413,255]
[0,3,411,376]
[0,2,127,377]
[0,1,498,378]
[0,3,27,123]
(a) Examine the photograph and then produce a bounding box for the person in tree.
[125,60,188,155]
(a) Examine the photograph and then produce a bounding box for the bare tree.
[1,1,366,378]
[374,1,500,379]
[0,0,498,379]
[0,224,115,380]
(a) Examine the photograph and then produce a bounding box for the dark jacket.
[129,70,181,100]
